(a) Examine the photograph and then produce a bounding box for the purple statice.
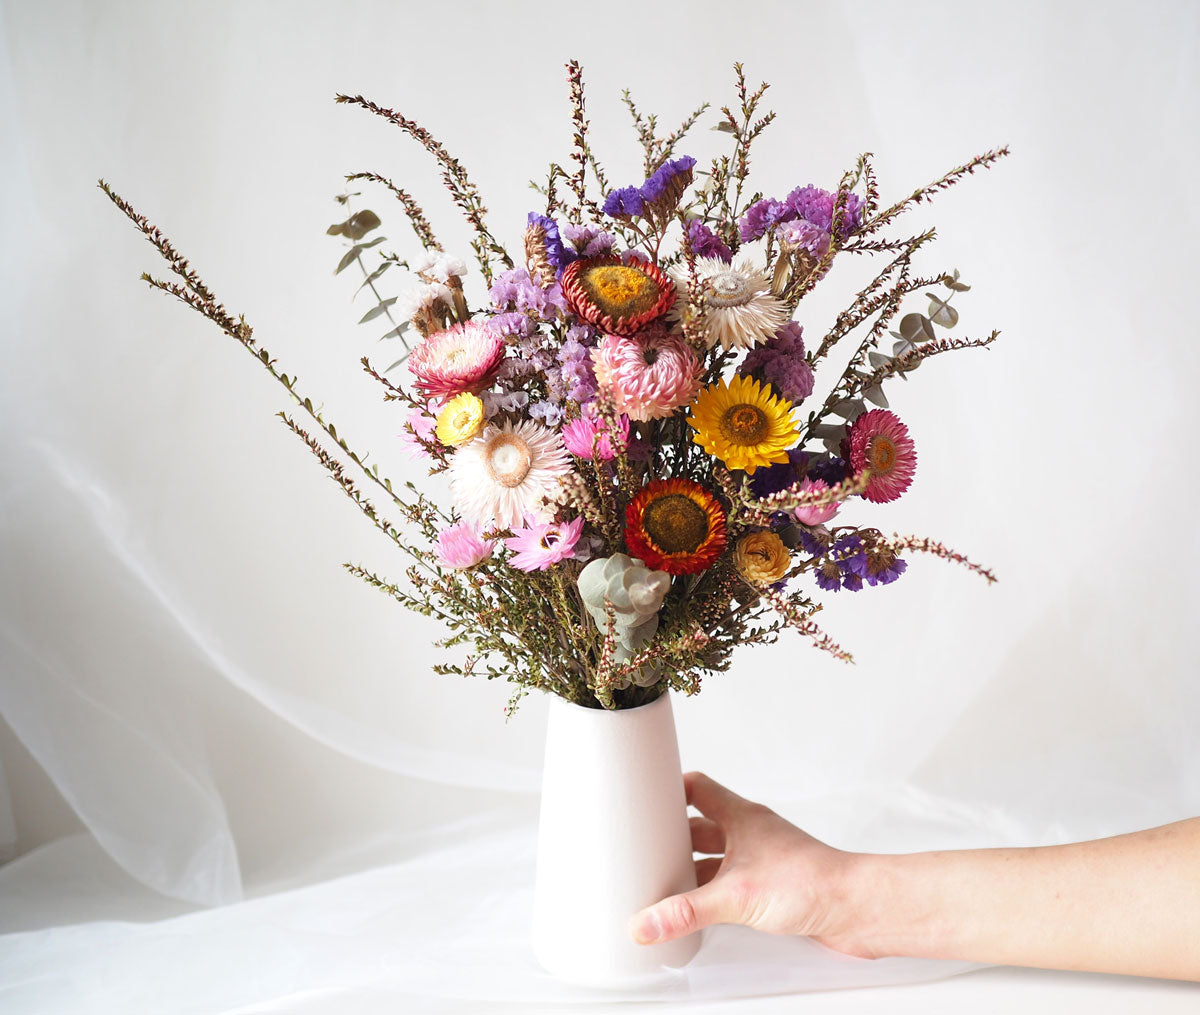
[797,527,831,558]
[775,218,831,259]
[808,456,849,487]
[814,559,844,593]
[738,322,815,404]
[526,213,576,274]
[738,198,790,242]
[561,222,615,258]
[686,218,732,261]
[603,156,696,221]
[783,185,864,239]
[749,447,810,499]
[867,555,907,586]
[490,268,566,321]
[602,186,645,218]
[841,572,864,591]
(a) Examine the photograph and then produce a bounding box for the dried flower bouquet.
[102,62,1005,712]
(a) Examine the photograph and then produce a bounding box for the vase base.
[533,929,704,990]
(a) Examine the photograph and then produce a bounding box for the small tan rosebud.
[734,530,790,585]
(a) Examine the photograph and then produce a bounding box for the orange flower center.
[580,264,660,318]
[719,404,769,445]
[867,435,896,475]
[641,494,709,554]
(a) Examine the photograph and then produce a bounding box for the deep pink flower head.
[561,407,631,461]
[504,516,584,572]
[847,409,917,504]
[793,477,840,526]
[397,406,437,460]
[590,325,702,421]
[436,521,496,570]
[408,321,505,399]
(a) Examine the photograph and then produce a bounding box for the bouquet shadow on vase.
[101,60,1004,988]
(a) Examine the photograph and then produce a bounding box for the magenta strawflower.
[591,324,702,421]
[436,521,496,570]
[847,409,917,503]
[505,516,585,571]
[561,407,630,461]
[408,321,505,399]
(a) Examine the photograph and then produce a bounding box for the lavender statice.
[561,222,615,258]
[738,198,790,242]
[490,268,566,321]
[784,185,865,239]
[686,219,732,261]
[738,322,815,404]
[602,187,644,218]
[556,326,598,403]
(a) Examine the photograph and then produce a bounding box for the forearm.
[839,818,1200,980]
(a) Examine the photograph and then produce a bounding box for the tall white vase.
[531,691,702,987]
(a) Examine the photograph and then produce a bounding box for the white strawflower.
[448,420,571,528]
[414,250,469,283]
[395,281,452,323]
[672,256,788,351]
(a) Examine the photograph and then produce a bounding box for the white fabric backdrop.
[1,0,1198,1010]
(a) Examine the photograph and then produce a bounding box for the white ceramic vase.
[531,691,702,988]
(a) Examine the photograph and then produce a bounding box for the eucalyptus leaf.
[863,385,889,408]
[823,436,844,455]
[943,268,972,292]
[379,322,410,341]
[355,261,393,294]
[711,121,738,134]
[831,398,864,419]
[811,423,844,439]
[384,354,410,372]
[359,297,398,324]
[928,298,959,329]
[335,246,363,274]
[868,351,891,368]
[341,209,382,240]
[899,313,937,343]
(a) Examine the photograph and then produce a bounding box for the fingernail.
[631,910,662,945]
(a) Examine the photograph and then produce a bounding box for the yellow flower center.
[867,435,896,475]
[485,433,533,488]
[580,264,660,317]
[641,494,709,554]
[719,404,769,445]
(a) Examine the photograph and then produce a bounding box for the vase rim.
[547,689,669,715]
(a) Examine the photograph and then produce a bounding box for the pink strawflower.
[793,477,840,526]
[561,407,631,461]
[408,321,505,399]
[436,521,496,570]
[590,325,702,422]
[504,516,585,571]
[397,406,437,460]
[847,409,917,504]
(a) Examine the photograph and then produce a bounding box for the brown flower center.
[641,494,709,555]
[719,404,769,445]
[484,433,533,488]
[867,435,896,475]
[580,264,661,318]
[706,271,755,308]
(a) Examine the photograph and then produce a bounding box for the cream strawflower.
[436,392,485,447]
[674,256,789,351]
[448,419,572,528]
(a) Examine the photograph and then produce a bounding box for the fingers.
[694,856,722,887]
[684,771,749,824]
[690,815,725,855]
[630,882,730,945]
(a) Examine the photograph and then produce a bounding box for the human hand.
[629,771,865,953]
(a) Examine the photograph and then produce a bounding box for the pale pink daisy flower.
[793,477,840,526]
[448,419,571,528]
[504,516,585,572]
[847,408,917,504]
[435,521,495,570]
[561,407,631,461]
[397,406,437,460]
[408,321,505,400]
[590,325,702,422]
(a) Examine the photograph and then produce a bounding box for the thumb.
[630,884,727,945]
